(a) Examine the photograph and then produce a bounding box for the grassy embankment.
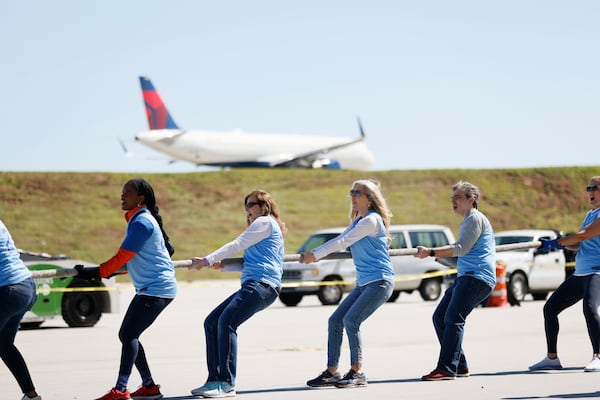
[0,167,596,281]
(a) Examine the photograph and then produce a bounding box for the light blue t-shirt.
[313,211,394,287]
[454,210,496,288]
[241,217,284,289]
[574,207,600,276]
[205,215,284,290]
[348,213,395,286]
[0,220,32,287]
[121,209,177,298]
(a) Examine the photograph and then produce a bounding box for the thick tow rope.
[30,241,544,280]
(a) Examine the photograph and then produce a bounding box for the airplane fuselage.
[136,129,375,169]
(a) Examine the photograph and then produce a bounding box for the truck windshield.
[298,233,341,252]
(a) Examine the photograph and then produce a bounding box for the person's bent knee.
[342,315,359,332]
[204,317,215,332]
[118,328,137,343]
[542,302,559,319]
[328,315,343,330]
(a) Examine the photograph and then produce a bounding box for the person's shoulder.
[250,215,274,227]
[364,212,382,223]
[130,212,154,229]
[469,210,492,229]
[358,213,381,230]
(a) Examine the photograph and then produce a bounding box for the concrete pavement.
[3,280,598,400]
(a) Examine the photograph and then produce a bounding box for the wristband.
[429,249,435,257]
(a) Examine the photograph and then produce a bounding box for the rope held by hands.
[30,241,543,279]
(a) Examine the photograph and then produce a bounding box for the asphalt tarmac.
[3,280,599,400]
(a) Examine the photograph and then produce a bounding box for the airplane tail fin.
[139,76,180,130]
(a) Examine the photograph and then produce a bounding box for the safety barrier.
[486,262,508,307]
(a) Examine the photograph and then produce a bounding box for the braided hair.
[127,178,175,256]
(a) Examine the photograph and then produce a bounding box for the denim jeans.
[327,279,393,368]
[204,280,279,385]
[543,273,600,354]
[433,275,492,375]
[0,277,38,393]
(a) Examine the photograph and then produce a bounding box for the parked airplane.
[135,76,375,169]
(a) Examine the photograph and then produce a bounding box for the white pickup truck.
[280,224,456,307]
[495,229,568,303]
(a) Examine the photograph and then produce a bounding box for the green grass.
[1,167,597,281]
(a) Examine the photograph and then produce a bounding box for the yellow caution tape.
[34,240,576,293]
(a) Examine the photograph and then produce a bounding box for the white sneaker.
[21,396,41,400]
[584,356,600,372]
[529,356,563,370]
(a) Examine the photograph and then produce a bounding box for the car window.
[298,233,341,252]
[495,235,533,245]
[409,231,451,248]
[390,232,408,249]
[494,235,533,252]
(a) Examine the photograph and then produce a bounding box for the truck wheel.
[419,278,442,301]
[387,290,401,302]
[532,292,548,301]
[508,271,528,303]
[279,293,303,307]
[318,278,343,305]
[62,288,104,327]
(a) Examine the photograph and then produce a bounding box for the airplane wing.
[270,118,366,169]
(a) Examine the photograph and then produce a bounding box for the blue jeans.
[543,273,600,354]
[0,277,37,393]
[327,279,393,368]
[204,281,279,385]
[432,276,492,375]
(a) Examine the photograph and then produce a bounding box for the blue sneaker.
[191,381,219,396]
[201,381,236,398]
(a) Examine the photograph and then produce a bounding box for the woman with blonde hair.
[302,179,395,389]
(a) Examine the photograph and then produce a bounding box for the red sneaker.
[421,369,456,381]
[95,388,131,400]
[131,384,163,400]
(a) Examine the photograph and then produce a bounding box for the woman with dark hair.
[0,219,41,400]
[77,178,176,400]
[189,189,286,398]
[529,176,600,372]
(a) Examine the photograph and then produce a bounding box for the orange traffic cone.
[487,262,508,307]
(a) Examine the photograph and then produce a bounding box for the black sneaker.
[307,370,342,387]
[457,367,470,378]
[335,369,368,388]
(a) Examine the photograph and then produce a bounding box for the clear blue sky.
[2,1,599,173]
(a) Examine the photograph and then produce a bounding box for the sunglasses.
[245,201,262,209]
[586,185,599,192]
[349,190,363,197]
